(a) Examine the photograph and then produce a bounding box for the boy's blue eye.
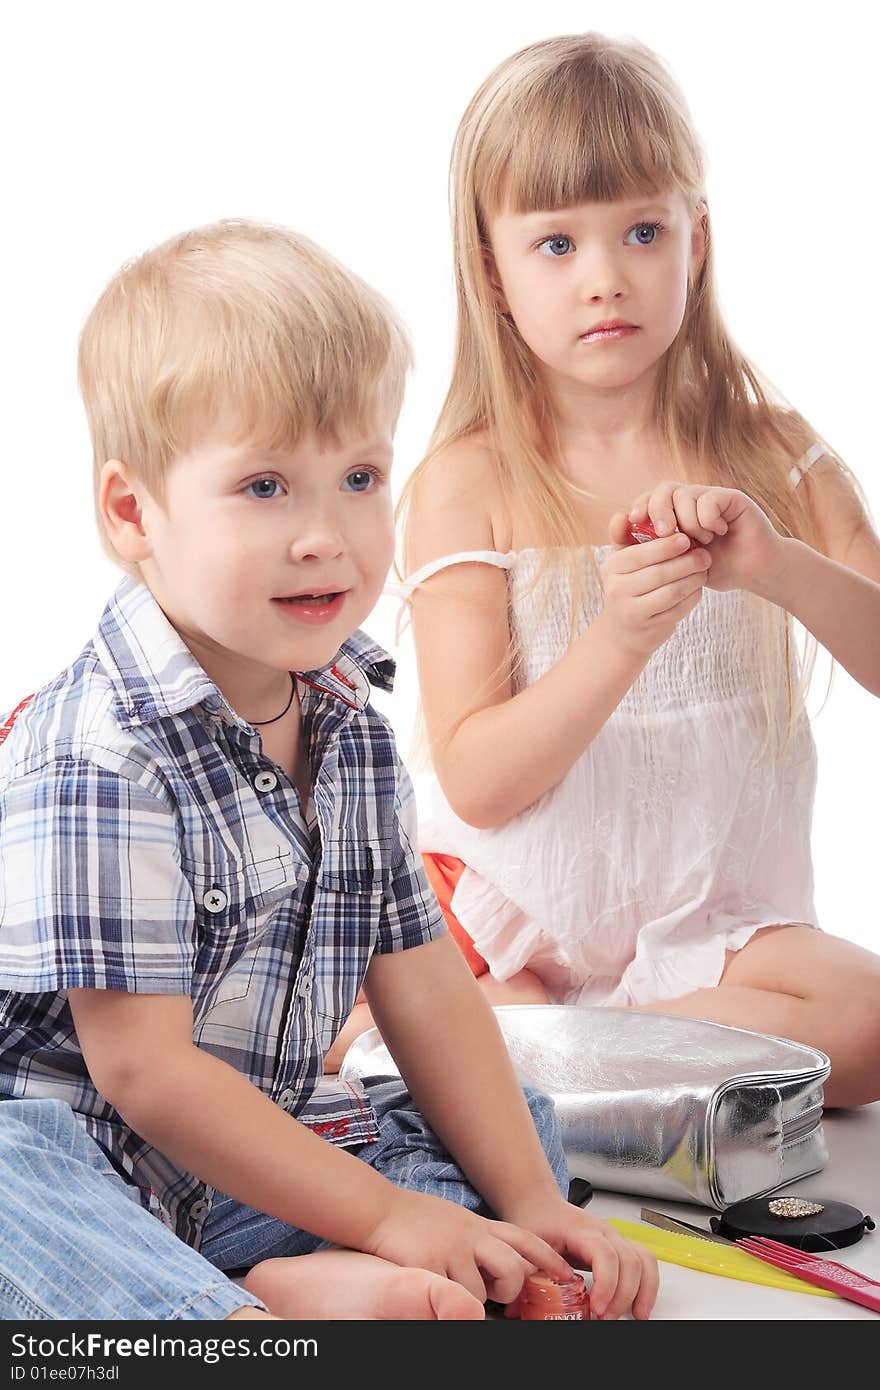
[625,221,663,246]
[246,478,282,500]
[537,235,574,258]
[344,469,378,493]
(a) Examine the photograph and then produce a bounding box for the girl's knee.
[510,968,551,1004]
[846,999,880,1066]
[820,993,880,1105]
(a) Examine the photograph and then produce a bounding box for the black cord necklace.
[248,673,297,727]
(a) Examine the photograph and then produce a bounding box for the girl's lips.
[580,325,639,344]
[272,592,347,625]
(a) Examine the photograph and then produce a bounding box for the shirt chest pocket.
[186,842,303,1005]
[311,837,386,1031]
[316,838,386,896]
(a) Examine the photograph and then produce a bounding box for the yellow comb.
[607,1217,837,1298]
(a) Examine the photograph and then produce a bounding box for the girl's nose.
[580,251,628,303]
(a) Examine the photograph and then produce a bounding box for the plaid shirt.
[0,578,444,1246]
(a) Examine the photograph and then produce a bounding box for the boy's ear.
[99,460,154,564]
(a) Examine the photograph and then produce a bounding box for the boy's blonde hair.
[80,219,411,577]
[400,33,866,752]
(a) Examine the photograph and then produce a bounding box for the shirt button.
[202,888,228,914]
[299,977,313,997]
[254,771,278,793]
[190,1199,209,1220]
[278,1089,295,1110]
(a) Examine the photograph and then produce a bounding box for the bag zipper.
[781,1102,824,1147]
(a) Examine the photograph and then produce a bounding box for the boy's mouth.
[274,582,349,602]
[272,590,348,626]
[275,592,344,605]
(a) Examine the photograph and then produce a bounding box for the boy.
[0,221,656,1320]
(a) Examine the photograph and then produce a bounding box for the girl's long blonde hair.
[399,33,858,753]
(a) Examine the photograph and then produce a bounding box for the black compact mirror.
[711,1196,875,1250]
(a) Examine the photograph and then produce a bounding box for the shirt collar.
[94,578,395,731]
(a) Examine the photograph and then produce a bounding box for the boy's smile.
[273,589,349,625]
[102,412,396,721]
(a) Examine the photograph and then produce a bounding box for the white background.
[2,1,877,951]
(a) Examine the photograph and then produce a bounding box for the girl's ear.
[483,248,510,316]
[690,199,709,279]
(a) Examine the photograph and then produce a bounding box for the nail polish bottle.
[628,517,659,544]
[515,1270,591,1320]
[628,517,695,549]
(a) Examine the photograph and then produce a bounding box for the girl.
[385,33,880,1110]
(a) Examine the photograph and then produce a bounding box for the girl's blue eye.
[344,469,379,493]
[625,221,663,246]
[537,235,574,257]
[246,478,282,500]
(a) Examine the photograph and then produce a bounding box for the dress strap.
[789,441,828,489]
[385,549,516,643]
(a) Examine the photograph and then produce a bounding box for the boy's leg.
[198,1082,566,1317]
[201,1082,566,1269]
[0,1098,267,1321]
[198,1198,485,1319]
[242,1250,484,1320]
[358,1079,568,1208]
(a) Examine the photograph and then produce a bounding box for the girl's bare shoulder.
[404,431,511,570]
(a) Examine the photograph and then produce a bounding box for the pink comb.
[736,1236,880,1313]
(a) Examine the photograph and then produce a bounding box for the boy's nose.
[287,519,345,563]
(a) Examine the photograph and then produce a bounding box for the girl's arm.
[631,459,880,697]
[405,440,709,828]
[755,463,880,696]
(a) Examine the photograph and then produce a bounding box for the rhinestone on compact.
[767,1198,825,1219]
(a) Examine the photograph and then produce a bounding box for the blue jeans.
[0,1099,264,1320]
[200,1078,568,1270]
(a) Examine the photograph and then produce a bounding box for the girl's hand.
[500,1193,659,1320]
[364,1188,573,1306]
[602,517,712,657]
[627,482,787,593]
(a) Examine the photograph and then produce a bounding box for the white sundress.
[397,443,827,1008]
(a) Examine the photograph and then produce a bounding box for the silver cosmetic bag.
[339,1005,830,1209]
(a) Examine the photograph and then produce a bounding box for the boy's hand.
[626,481,788,594]
[500,1193,659,1321]
[363,1188,574,1305]
[602,516,712,656]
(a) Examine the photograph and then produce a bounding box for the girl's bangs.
[477,70,700,218]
